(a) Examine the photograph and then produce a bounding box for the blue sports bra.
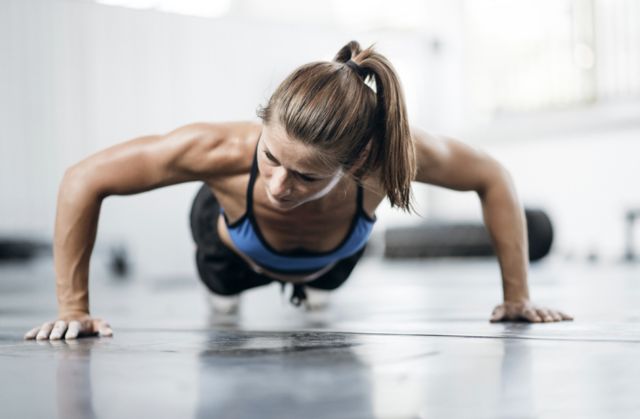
[220,145,376,274]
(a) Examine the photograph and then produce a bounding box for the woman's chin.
[267,194,298,210]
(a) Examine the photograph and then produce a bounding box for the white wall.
[3,0,636,279]
[428,108,640,263]
[1,0,462,278]
[493,127,640,262]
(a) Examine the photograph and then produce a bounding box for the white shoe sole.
[208,293,241,315]
[303,288,332,311]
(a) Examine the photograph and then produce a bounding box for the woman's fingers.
[65,321,82,340]
[547,309,573,322]
[96,320,113,337]
[36,322,55,340]
[538,308,555,322]
[559,311,574,321]
[49,320,68,340]
[25,316,114,341]
[522,306,542,323]
[550,310,563,322]
[535,307,574,322]
[490,301,574,324]
[24,326,40,340]
[490,305,506,322]
[93,319,113,337]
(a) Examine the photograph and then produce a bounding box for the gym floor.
[1,254,639,419]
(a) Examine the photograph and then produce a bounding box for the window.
[464,0,639,121]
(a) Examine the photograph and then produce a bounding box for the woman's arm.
[26,122,235,340]
[411,125,572,323]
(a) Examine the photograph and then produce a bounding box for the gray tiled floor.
[1,255,639,418]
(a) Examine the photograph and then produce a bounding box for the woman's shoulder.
[176,120,261,179]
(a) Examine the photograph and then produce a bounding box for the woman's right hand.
[24,314,113,340]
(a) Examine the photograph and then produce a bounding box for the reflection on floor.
[1,255,639,418]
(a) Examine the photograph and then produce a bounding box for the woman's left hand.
[490,300,573,323]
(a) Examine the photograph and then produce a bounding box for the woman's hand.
[24,314,113,340]
[490,300,573,323]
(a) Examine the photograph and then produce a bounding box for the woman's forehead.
[261,124,336,175]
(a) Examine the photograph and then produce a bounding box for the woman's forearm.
[54,168,104,319]
[478,171,531,303]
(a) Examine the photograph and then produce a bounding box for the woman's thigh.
[305,246,366,291]
[190,183,272,295]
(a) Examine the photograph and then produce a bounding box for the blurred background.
[1,0,639,279]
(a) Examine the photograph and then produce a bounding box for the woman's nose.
[269,167,291,197]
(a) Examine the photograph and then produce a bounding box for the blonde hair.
[257,40,415,211]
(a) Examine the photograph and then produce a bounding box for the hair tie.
[345,59,366,78]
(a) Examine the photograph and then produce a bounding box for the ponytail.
[336,41,416,211]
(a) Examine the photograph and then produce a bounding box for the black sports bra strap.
[246,142,259,212]
[356,183,364,211]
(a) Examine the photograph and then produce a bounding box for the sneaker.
[303,288,332,311]
[208,293,241,315]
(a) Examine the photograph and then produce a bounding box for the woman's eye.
[298,173,319,182]
[264,151,279,165]
[262,150,319,182]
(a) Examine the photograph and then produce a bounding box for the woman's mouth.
[267,190,293,204]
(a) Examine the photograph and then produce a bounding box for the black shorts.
[189,183,365,306]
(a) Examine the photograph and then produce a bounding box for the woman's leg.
[305,246,366,291]
[283,246,367,309]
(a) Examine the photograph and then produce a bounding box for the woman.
[24,41,573,341]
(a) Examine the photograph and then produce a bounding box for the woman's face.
[257,123,344,211]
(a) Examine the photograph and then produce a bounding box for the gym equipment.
[624,209,640,261]
[0,238,49,261]
[384,208,554,262]
[108,245,131,278]
[0,236,131,277]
